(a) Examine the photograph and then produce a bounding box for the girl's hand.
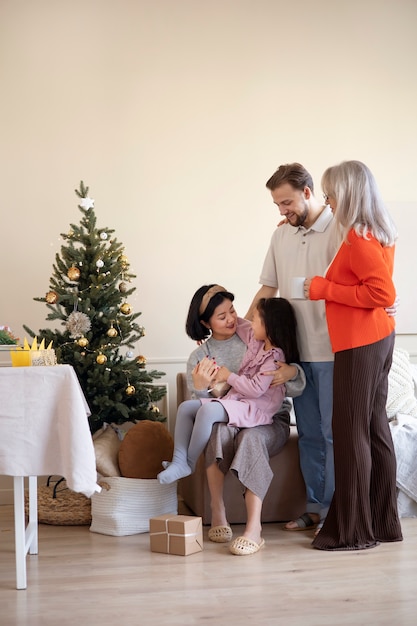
[262,361,297,386]
[192,356,219,390]
[213,366,231,384]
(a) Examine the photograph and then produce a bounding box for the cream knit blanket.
[386,348,417,420]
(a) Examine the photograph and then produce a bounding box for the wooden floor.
[1,504,417,626]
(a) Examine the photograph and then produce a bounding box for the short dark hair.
[256,297,300,364]
[185,284,235,341]
[266,163,314,194]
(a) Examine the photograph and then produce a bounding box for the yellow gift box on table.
[149,514,203,556]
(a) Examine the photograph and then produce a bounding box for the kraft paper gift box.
[149,514,203,556]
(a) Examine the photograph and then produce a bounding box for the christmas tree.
[24,181,166,433]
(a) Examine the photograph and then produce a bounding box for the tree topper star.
[79,197,95,210]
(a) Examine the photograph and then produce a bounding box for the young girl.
[158,295,300,485]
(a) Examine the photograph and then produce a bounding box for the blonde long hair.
[321,160,397,246]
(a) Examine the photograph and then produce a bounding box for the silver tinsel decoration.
[66,311,92,338]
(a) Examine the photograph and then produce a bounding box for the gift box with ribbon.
[149,514,203,556]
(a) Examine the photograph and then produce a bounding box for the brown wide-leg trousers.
[313,331,403,551]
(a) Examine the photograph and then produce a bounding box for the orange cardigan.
[309,229,395,353]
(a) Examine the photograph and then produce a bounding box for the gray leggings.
[173,400,228,470]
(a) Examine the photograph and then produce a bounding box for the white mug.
[291,277,306,299]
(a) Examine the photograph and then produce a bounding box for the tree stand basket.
[25,476,92,526]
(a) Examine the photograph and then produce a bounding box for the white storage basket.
[90,477,178,536]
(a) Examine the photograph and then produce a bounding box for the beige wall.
[1,1,417,433]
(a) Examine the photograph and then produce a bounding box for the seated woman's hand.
[262,361,297,387]
[192,356,219,390]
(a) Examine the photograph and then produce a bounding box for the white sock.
[157,461,192,484]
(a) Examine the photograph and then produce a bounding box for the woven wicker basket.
[25,476,92,526]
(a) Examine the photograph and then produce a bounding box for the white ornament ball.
[96,259,104,268]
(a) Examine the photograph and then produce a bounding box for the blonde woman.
[305,160,402,551]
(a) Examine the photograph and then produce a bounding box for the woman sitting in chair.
[179,284,305,555]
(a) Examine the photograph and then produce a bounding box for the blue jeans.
[293,361,334,520]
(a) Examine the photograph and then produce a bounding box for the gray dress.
[186,318,305,501]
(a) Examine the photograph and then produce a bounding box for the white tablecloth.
[0,364,98,497]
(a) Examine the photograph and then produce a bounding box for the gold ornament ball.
[125,385,136,395]
[107,327,118,338]
[45,290,58,304]
[118,254,129,269]
[67,266,81,281]
[96,353,107,365]
[136,355,147,366]
[120,302,132,315]
[77,337,89,347]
